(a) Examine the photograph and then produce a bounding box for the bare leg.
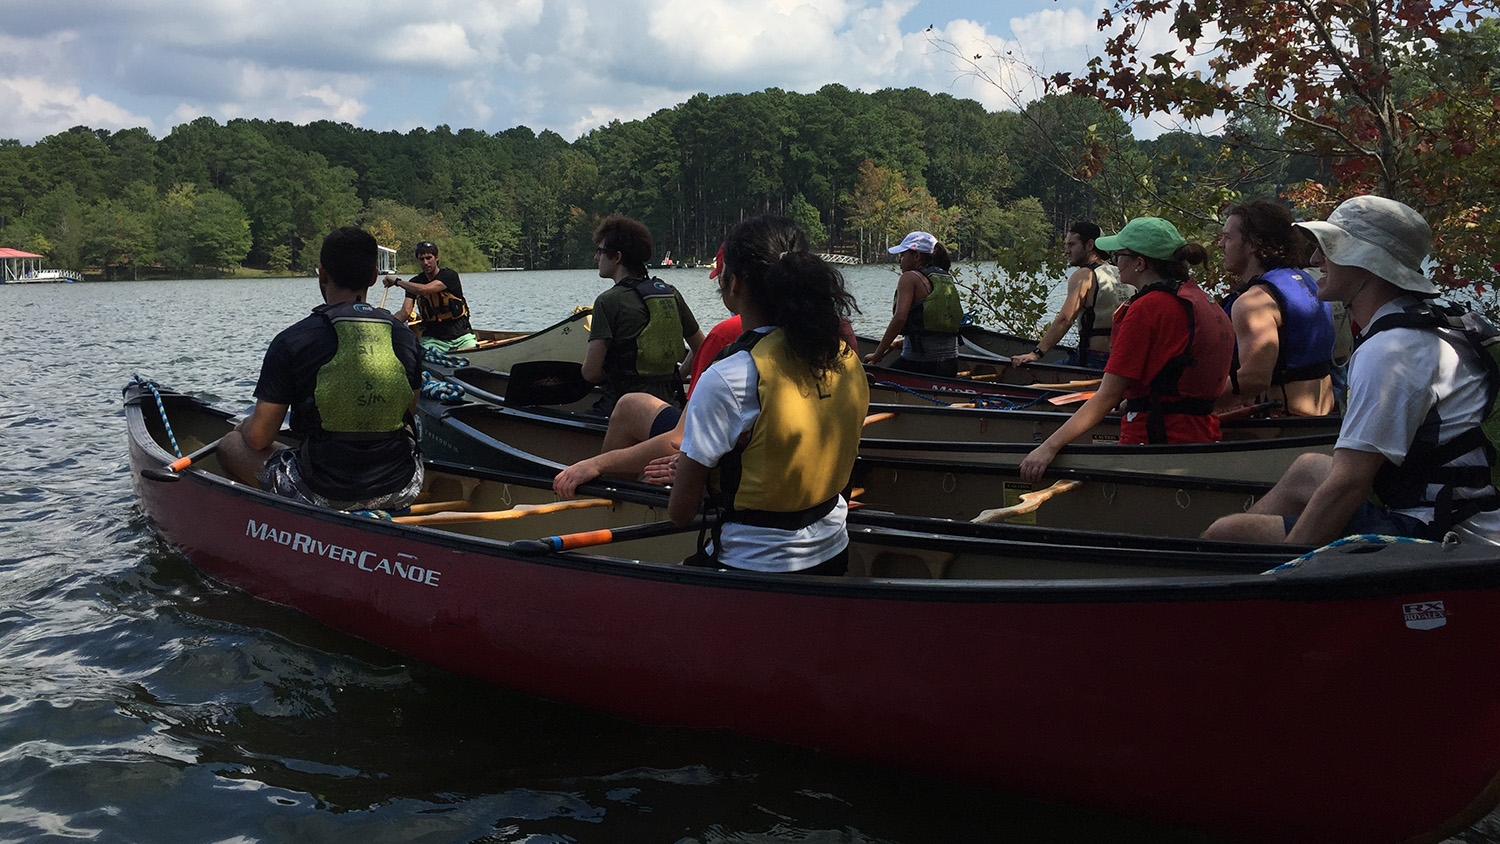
[601,392,671,452]
[218,425,284,486]
[1202,453,1333,542]
[1246,452,1333,515]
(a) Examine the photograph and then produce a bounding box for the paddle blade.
[140,467,182,482]
[505,360,594,407]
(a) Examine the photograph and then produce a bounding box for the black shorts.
[650,405,683,438]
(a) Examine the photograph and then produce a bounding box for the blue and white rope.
[421,371,466,403]
[422,348,470,368]
[132,374,181,457]
[1267,533,1436,572]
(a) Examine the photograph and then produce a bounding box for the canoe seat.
[849,547,955,579]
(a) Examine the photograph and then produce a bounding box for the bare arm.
[1284,448,1386,545]
[554,425,683,498]
[667,455,712,527]
[1017,373,1130,482]
[581,339,608,384]
[1012,267,1091,366]
[864,271,922,363]
[1216,286,1280,412]
[239,400,288,451]
[385,275,449,297]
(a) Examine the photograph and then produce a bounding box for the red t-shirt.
[1105,282,1235,444]
[688,316,743,398]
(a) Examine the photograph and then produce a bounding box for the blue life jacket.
[1223,268,1335,392]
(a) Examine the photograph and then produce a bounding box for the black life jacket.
[1360,301,1500,535]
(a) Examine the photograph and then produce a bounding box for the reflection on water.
[0,275,1482,843]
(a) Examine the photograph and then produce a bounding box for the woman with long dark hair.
[667,215,869,575]
[1019,217,1235,482]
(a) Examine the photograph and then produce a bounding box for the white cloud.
[0,0,1235,145]
[0,76,155,139]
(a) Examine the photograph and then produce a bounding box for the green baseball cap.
[1095,217,1187,260]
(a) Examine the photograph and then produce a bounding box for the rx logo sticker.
[1403,601,1448,631]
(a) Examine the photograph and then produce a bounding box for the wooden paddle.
[1047,378,1104,390]
[863,411,897,427]
[1215,400,1283,422]
[972,479,1082,524]
[504,360,596,407]
[512,516,708,555]
[405,499,471,515]
[394,497,614,526]
[1047,391,1096,406]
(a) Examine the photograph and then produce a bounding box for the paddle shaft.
[513,516,707,555]
[140,439,222,482]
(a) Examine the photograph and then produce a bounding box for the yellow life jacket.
[711,329,869,526]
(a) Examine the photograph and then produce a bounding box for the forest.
[0,85,1294,277]
[0,4,1494,329]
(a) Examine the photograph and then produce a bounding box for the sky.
[0,0,1205,146]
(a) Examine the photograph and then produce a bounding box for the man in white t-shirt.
[1204,195,1500,546]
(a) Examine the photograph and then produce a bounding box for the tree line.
[0,84,1298,280]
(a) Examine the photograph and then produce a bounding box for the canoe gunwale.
[128,395,1500,610]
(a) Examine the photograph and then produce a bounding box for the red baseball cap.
[708,242,726,280]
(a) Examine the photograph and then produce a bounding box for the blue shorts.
[650,405,683,439]
[1064,348,1109,369]
[1283,502,1429,540]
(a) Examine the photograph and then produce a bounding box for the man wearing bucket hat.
[1205,195,1500,545]
[864,231,963,376]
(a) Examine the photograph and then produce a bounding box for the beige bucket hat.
[1294,195,1435,295]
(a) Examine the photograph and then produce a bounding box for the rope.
[872,380,960,405]
[133,374,181,457]
[422,348,470,368]
[872,379,1049,411]
[1267,533,1437,572]
[421,371,466,404]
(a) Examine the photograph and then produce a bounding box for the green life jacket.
[628,277,686,379]
[905,267,963,335]
[313,302,413,436]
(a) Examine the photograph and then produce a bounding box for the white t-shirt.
[1340,296,1500,537]
[680,328,849,572]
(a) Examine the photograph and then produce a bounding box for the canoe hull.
[126,383,1500,844]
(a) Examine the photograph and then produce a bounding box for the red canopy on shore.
[0,248,45,258]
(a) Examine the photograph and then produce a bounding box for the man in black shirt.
[385,240,477,351]
[220,227,424,510]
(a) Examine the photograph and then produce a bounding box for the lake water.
[1,270,1495,844]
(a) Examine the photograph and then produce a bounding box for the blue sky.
[0,0,1184,145]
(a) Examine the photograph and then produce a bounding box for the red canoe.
[125,380,1500,844]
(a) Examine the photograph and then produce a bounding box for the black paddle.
[512,516,707,555]
[139,439,221,483]
[504,360,596,407]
